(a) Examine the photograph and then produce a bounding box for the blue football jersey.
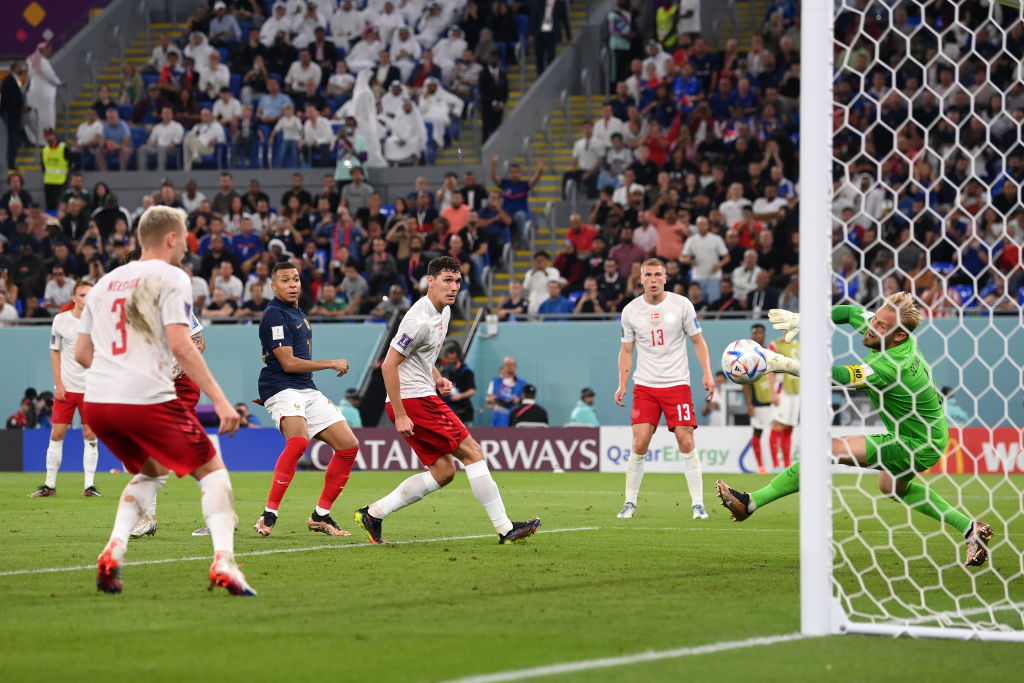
[258,297,316,401]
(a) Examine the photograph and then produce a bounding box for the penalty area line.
[438,632,810,683]
[0,526,599,578]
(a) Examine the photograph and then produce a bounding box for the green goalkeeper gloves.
[768,308,800,343]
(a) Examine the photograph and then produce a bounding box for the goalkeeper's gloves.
[768,308,800,343]
[763,347,801,376]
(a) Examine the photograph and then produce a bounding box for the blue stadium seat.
[1019,286,1024,305]
[515,15,529,47]
[238,20,252,38]
[217,47,230,64]
[230,73,242,97]
[142,73,159,90]
[950,284,975,308]
[130,127,147,149]
[979,283,999,300]
[567,290,584,306]
[117,104,134,122]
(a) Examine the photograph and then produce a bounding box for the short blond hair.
[137,206,186,248]
[884,291,922,332]
[641,257,666,273]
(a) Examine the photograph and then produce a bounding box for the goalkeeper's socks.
[898,482,972,535]
[750,462,801,509]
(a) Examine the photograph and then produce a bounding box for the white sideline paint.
[0,526,599,578]
[438,633,811,683]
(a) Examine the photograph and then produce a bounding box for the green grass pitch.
[3,470,1022,681]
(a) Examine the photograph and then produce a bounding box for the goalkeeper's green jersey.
[831,305,948,449]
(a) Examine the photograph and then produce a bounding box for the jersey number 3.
[651,329,665,346]
[112,298,127,355]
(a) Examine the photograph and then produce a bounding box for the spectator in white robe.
[415,2,447,48]
[346,27,383,72]
[25,43,63,145]
[381,82,409,119]
[390,26,422,82]
[291,2,327,49]
[184,32,214,71]
[418,77,463,147]
[368,1,406,44]
[432,26,468,83]
[260,3,292,47]
[384,98,427,165]
[329,0,365,51]
[337,70,387,168]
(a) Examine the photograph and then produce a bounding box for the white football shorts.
[772,392,800,427]
[263,388,346,439]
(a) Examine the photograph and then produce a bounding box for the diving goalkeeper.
[715,293,993,567]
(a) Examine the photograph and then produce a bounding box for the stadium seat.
[230,73,242,98]
[515,15,529,49]
[142,73,159,90]
[117,104,134,122]
[1018,286,1024,305]
[217,47,230,65]
[567,290,584,306]
[931,262,956,275]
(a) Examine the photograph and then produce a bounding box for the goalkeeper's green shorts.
[865,433,945,482]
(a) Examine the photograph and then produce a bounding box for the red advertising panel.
[926,427,1024,475]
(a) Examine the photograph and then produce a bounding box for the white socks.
[625,452,647,505]
[109,474,167,558]
[681,450,703,507]
[369,471,441,519]
[465,460,513,536]
[83,440,98,489]
[199,469,236,555]
[45,439,62,489]
[44,438,100,490]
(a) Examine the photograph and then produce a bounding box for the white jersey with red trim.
[79,259,193,404]
[620,292,701,388]
[389,295,450,399]
[50,310,87,393]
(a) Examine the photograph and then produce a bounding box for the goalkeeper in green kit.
[716,293,993,567]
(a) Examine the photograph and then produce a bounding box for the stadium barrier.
[20,426,1024,475]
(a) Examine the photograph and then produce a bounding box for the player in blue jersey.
[253,261,361,537]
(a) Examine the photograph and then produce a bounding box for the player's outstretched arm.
[167,323,240,436]
[768,308,800,343]
[271,345,349,376]
[614,342,634,406]
[831,304,871,333]
[381,346,414,436]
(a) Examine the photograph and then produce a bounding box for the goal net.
[804,0,1024,640]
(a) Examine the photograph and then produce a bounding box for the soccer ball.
[721,339,768,385]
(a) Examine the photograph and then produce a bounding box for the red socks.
[266,437,309,511]
[751,435,764,471]
[780,428,793,468]
[769,429,782,469]
[317,447,359,511]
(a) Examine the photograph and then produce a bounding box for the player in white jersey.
[28,281,102,498]
[614,258,716,520]
[353,256,541,545]
[75,205,254,596]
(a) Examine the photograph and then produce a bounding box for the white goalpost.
[801,0,1024,641]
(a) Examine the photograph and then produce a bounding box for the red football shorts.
[175,375,201,408]
[386,395,470,466]
[631,384,698,429]
[52,391,85,424]
[84,400,216,478]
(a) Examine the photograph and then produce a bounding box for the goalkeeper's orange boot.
[965,521,993,567]
[716,480,753,522]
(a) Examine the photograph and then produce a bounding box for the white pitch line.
[438,632,810,683]
[0,526,600,578]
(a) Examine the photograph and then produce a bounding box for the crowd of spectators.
[21,0,561,175]
[511,0,1022,320]
[0,161,537,321]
